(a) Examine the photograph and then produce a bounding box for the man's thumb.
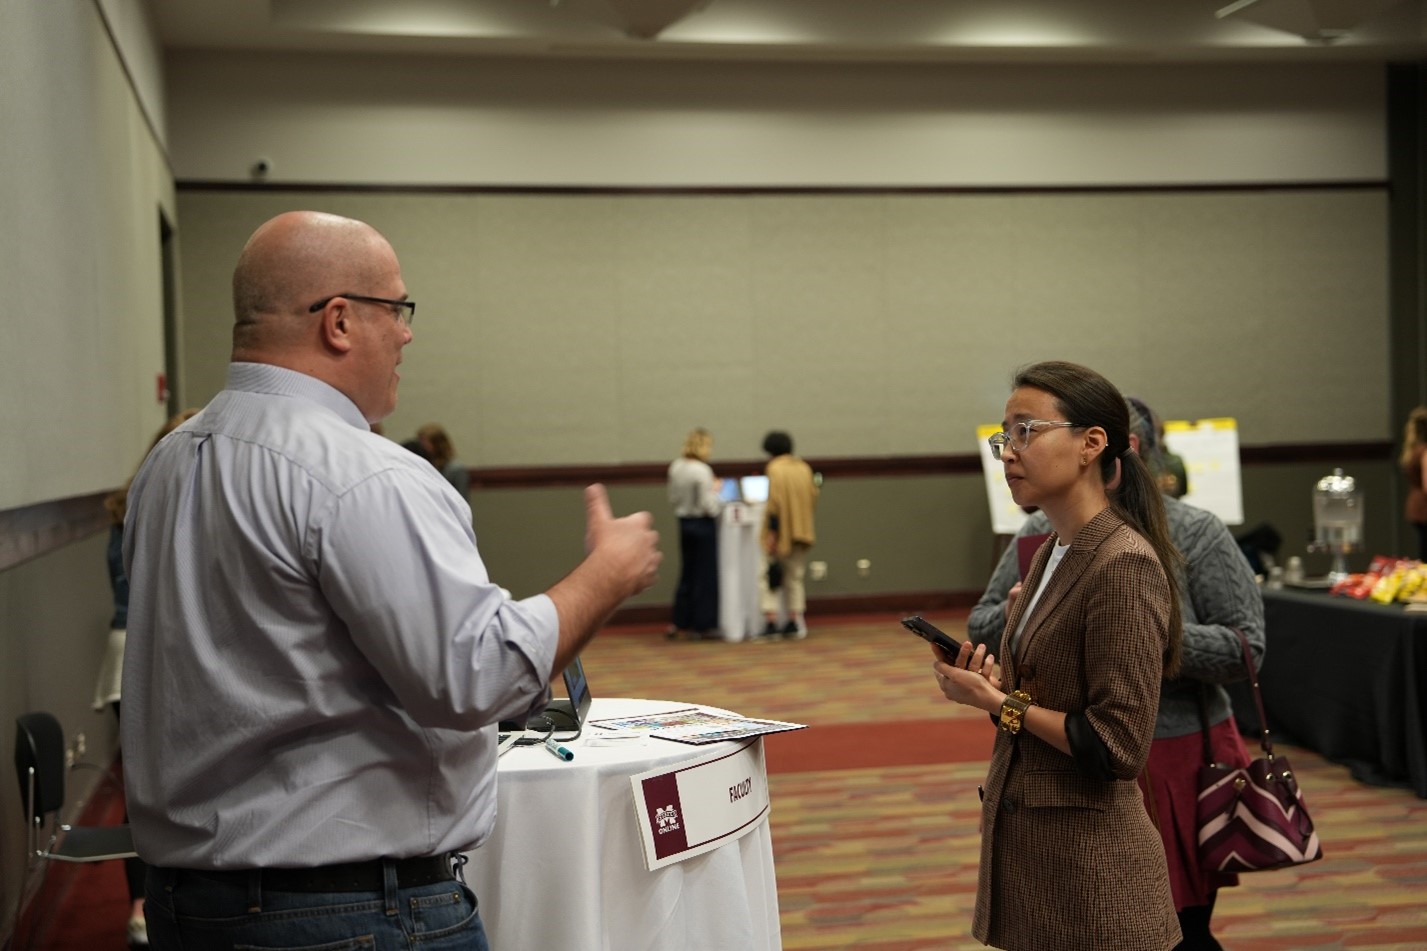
[584,483,613,526]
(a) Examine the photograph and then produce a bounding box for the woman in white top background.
[666,427,723,640]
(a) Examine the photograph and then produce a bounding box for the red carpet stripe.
[765,718,996,774]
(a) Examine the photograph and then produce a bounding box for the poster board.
[977,424,1029,536]
[980,419,1245,531]
[1161,417,1244,525]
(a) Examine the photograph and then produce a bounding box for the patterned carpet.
[31,613,1427,950]
[588,612,1427,950]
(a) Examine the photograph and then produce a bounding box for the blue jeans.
[145,863,491,951]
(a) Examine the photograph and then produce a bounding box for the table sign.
[630,737,770,870]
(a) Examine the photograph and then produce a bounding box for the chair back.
[14,712,66,820]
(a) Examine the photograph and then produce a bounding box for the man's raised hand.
[584,484,661,597]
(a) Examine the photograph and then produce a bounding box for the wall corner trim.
[0,493,112,573]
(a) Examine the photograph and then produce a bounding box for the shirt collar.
[227,362,371,431]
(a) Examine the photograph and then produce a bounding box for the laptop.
[546,654,592,731]
[498,654,592,752]
[739,474,769,504]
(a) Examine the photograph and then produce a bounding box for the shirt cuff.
[1066,712,1116,781]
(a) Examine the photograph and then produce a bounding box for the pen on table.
[544,736,574,762]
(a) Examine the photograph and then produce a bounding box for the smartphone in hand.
[900,615,963,659]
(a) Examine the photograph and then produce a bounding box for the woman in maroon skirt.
[1123,396,1265,950]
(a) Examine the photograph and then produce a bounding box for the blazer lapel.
[1004,508,1124,685]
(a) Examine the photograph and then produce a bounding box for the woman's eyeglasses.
[987,420,1076,460]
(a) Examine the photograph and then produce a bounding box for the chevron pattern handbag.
[1196,629,1323,874]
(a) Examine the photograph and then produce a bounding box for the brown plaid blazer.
[972,507,1180,951]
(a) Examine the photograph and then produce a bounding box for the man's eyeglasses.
[308,293,416,327]
[987,420,1077,461]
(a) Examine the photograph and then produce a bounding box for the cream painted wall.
[1,0,174,512]
[96,0,168,148]
[164,54,1385,187]
[161,47,1396,608]
[163,49,1392,464]
[0,1,174,934]
[175,187,1391,468]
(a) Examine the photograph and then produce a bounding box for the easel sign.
[977,424,1029,536]
[1161,417,1244,526]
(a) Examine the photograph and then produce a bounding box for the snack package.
[1398,564,1427,600]
[1329,556,1425,602]
[1371,565,1405,604]
[1333,556,1386,599]
[1329,573,1364,598]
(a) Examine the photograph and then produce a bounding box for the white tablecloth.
[463,698,782,951]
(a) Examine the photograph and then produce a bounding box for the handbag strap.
[1198,628,1274,764]
[1231,627,1276,759]
[1196,685,1214,766]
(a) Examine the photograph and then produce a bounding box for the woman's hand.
[932,641,1002,714]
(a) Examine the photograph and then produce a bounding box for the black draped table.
[1234,588,1427,798]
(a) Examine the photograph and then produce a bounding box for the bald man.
[121,211,661,951]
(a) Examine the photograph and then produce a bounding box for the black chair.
[13,711,136,870]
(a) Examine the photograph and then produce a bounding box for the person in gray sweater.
[967,397,1265,951]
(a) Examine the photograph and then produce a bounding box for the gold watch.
[998,690,1033,734]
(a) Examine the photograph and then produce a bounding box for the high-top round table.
[462,698,782,950]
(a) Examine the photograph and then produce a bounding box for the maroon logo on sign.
[641,772,689,858]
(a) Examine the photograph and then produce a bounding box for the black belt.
[178,854,458,893]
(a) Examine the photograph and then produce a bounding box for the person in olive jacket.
[757,430,818,639]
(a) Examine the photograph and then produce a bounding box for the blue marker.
[544,737,574,762]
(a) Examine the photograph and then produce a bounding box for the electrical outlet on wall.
[856,558,871,578]
[809,560,827,581]
[65,732,86,769]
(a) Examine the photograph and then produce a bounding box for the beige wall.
[0,0,174,512]
[160,52,1397,608]
[169,184,1398,604]
[465,463,1393,608]
[175,188,1391,464]
[165,55,1394,605]
[164,54,1385,187]
[0,0,173,932]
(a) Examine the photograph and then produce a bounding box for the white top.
[1010,540,1071,655]
[668,457,722,518]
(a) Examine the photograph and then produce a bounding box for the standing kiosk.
[716,478,766,641]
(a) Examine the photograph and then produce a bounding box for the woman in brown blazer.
[934,361,1184,951]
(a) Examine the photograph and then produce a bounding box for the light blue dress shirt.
[121,363,558,869]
